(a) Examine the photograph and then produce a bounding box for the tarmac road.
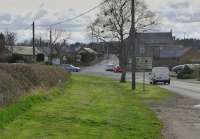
[79,55,200,100]
[161,80,200,100]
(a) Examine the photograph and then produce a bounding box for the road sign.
[136,57,152,70]
[139,47,145,55]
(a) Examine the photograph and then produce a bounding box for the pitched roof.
[83,48,98,54]
[78,47,98,54]
[137,32,173,44]
[7,46,43,56]
[159,47,192,58]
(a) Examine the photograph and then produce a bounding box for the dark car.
[172,65,185,74]
[61,64,80,72]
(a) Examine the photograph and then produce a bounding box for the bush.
[8,54,26,63]
[177,65,194,79]
[0,64,70,106]
[44,61,52,65]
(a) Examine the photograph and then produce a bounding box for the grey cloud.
[68,8,75,12]
[0,14,12,23]
[170,1,190,9]
[0,12,34,31]
[159,4,200,24]
[40,9,86,30]
[35,9,48,20]
[40,3,45,8]
[38,17,85,32]
[0,7,93,42]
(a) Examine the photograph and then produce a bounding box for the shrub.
[177,65,194,79]
[8,54,26,63]
[0,64,70,106]
[44,61,52,65]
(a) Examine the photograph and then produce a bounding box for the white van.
[149,67,170,85]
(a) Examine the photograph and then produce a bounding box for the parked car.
[113,65,125,73]
[105,64,115,71]
[172,65,185,74]
[149,67,170,85]
[61,64,80,72]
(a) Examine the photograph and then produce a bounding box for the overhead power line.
[40,1,106,27]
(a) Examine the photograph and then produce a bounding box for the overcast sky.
[0,0,199,43]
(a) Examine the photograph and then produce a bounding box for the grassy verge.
[0,83,68,129]
[0,75,173,139]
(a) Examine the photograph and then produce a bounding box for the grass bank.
[0,64,69,106]
[0,75,173,139]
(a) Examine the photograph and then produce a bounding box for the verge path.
[79,56,200,139]
[152,96,200,139]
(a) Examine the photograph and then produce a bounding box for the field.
[0,75,173,139]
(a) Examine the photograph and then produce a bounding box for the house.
[76,47,98,64]
[6,46,47,63]
[127,32,175,70]
[37,46,61,64]
[179,47,200,64]
[154,46,200,69]
[153,47,193,68]
[127,31,200,70]
[135,32,174,57]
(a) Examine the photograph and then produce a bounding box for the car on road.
[105,64,115,71]
[172,64,200,74]
[149,67,170,85]
[172,65,185,74]
[61,64,80,72]
[113,65,125,73]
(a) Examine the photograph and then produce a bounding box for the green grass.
[0,75,173,139]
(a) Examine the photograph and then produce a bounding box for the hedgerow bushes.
[177,65,196,79]
[0,64,70,106]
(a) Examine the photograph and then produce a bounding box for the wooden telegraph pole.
[49,27,52,63]
[130,0,136,90]
[32,21,36,63]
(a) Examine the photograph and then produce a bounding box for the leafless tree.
[4,31,17,46]
[87,19,111,43]
[88,0,158,82]
[50,27,71,64]
[4,31,17,55]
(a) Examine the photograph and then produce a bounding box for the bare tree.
[87,19,111,43]
[49,27,71,64]
[4,31,17,55]
[54,33,71,64]
[88,0,158,82]
[4,31,17,46]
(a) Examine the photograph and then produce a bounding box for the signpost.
[136,56,153,93]
[137,45,153,92]
[136,57,153,70]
